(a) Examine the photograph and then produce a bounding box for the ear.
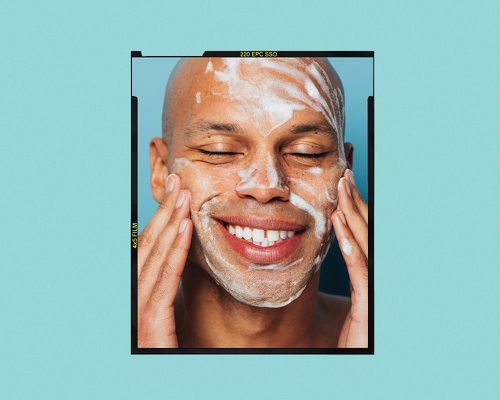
[149,137,169,203]
[344,142,354,169]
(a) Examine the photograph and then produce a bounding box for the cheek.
[179,166,239,210]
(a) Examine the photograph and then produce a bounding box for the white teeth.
[226,224,297,247]
[252,228,265,242]
[235,225,243,239]
[243,226,253,240]
[267,230,280,242]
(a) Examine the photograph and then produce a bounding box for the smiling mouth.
[225,224,296,247]
[213,216,306,264]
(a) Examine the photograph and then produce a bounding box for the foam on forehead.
[209,58,344,139]
[163,57,345,154]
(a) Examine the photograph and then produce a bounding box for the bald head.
[162,57,345,147]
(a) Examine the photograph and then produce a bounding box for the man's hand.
[331,169,369,348]
[137,174,192,348]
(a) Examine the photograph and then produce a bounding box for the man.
[137,57,368,348]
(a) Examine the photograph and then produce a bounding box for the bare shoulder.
[313,292,351,347]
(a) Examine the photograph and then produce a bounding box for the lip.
[216,220,305,264]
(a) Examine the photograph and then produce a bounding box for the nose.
[236,156,290,203]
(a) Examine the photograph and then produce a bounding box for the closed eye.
[290,152,329,158]
[198,149,239,156]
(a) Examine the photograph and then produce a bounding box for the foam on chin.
[191,191,334,308]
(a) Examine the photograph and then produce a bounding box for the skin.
[138,58,369,348]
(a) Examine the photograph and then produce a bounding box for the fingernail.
[166,174,175,193]
[337,210,347,225]
[178,219,188,234]
[175,191,186,208]
[346,169,356,187]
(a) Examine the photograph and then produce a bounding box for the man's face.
[163,58,347,307]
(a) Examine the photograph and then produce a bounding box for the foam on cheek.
[311,233,334,272]
[171,157,190,173]
[290,177,337,211]
[171,157,226,200]
[195,91,201,104]
[289,191,326,239]
[324,188,338,204]
[309,167,323,175]
[289,177,314,193]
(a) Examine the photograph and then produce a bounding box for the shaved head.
[162,58,345,150]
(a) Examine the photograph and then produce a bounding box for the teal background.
[132,57,372,296]
[1,1,499,399]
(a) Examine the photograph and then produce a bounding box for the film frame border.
[131,51,374,355]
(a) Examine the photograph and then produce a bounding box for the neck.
[175,262,320,348]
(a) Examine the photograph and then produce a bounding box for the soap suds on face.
[341,237,352,256]
[289,177,315,193]
[267,156,280,188]
[236,164,258,191]
[176,59,352,307]
[171,157,190,173]
[237,165,256,180]
[290,176,337,208]
[309,167,323,175]
[205,60,213,74]
[289,191,326,239]
[324,188,338,205]
[257,283,308,308]
[211,58,344,145]
[171,157,225,195]
[192,197,315,308]
[235,158,284,192]
[248,258,303,271]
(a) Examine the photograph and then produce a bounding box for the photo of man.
[132,56,372,350]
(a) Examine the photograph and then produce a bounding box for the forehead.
[164,57,344,140]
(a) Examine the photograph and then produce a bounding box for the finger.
[337,177,368,257]
[138,190,191,308]
[345,169,368,224]
[331,210,368,299]
[146,218,193,314]
[138,174,181,274]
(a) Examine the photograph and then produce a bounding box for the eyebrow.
[183,120,337,139]
[290,122,337,136]
[184,120,242,139]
